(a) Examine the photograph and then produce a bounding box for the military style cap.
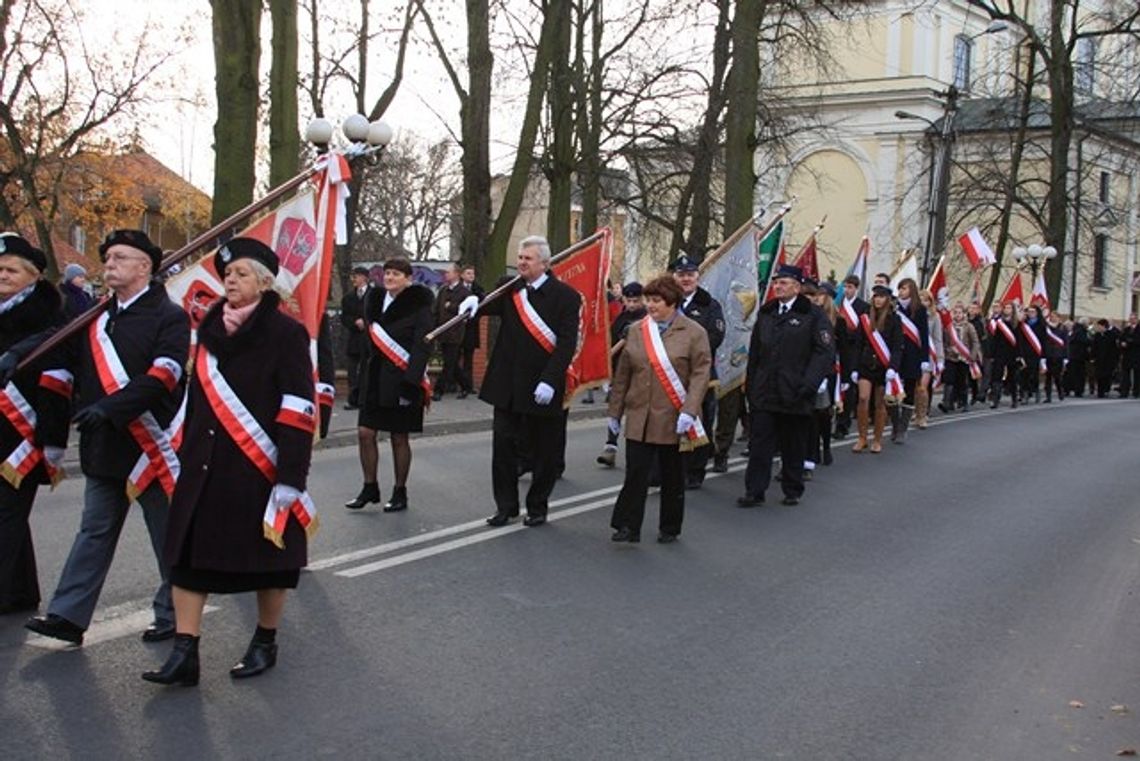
[0,232,48,272]
[773,263,804,283]
[621,282,643,297]
[99,229,163,272]
[668,254,699,273]
[214,237,279,278]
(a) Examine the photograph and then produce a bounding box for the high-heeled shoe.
[230,639,277,679]
[382,486,408,512]
[345,483,380,510]
[142,633,200,686]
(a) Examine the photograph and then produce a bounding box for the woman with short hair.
[345,258,434,512]
[608,275,711,544]
[144,237,316,686]
[939,302,982,413]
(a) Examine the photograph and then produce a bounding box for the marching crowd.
[0,228,1137,690]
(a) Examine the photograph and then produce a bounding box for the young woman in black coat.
[892,278,929,443]
[345,258,434,512]
[989,302,1026,408]
[0,234,70,614]
[144,238,315,686]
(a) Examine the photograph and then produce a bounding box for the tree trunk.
[545,0,575,252]
[210,0,262,224]
[723,0,764,232]
[268,0,300,188]
[1043,1,1073,305]
[576,0,604,240]
[460,0,494,274]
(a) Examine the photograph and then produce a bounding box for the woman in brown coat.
[607,276,711,543]
[143,238,316,687]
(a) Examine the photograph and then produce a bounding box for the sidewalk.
[316,391,610,450]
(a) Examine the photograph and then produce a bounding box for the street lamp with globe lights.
[304,114,393,155]
[1012,243,1058,288]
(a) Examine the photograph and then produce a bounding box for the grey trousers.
[47,477,172,629]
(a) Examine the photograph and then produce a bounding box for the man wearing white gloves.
[738,264,834,508]
[477,236,581,527]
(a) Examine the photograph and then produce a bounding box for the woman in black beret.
[143,237,316,686]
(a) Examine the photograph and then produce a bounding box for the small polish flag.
[958,227,996,270]
[1030,269,1051,310]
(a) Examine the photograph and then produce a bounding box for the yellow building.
[758,0,1140,319]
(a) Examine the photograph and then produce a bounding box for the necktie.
[779,304,788,316]
[526,285,536,296]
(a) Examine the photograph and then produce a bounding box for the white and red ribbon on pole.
[315,153,352,247]
[640,319,708,446]
[195,347,318,548]
[513,288,557,353]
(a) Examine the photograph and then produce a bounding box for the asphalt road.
[2,398,1139,760]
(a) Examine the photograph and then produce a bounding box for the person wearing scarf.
[144,237,315,686]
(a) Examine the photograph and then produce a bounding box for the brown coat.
[608,312,711,445]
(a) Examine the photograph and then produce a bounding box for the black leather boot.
[230,638,277,679]
[142,633,200,686]
[345,483,380,510]
[382,486,408,512]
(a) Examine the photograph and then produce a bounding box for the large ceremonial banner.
[553,228,613,405]
[699,219,762,398]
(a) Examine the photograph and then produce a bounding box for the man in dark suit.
[432,263,471,401]
[458,264,485,395]
[25,229,189,646]
[339,266,373,409]
[479,236,581,527]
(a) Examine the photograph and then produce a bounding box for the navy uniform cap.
[668,254,699,273]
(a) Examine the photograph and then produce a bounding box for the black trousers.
[438,343,463,394]
[492,408,562,517]
[0,477,41,609]
[713,386,744,455]
[611,439,684,536]
[942,360,970,409]
[458,344,477,393]
[682,390,717,482]
[1120,361,1140,398]
[744,409,809,500]
[1065,359,1086,396]
[1045,359,1065,400]
[990,357,1021,405]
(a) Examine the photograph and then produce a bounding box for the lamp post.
[304,114,393,154]
[1012,243,1058,301]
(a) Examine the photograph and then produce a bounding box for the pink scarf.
[222,299,260,335]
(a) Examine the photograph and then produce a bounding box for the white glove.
[273,484,303,511]
[458,295,479,318]
[398,397,412,407]
[1039,358,1047,373]
[607,417,621,436]
[1063,358,1069,368]
[533,382,554,405]
[840,383,850,393]
[850,371,859,383]
[676,412,695,435]
[43,446,66,469]
[921,361,931,373]
[886,368,899,382]
[817,378,829,394]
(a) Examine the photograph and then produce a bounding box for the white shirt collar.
[382,291,395,312]
[682,292,695,309]
[115,285,149,313]
[527,272,549,291]
[779,297,796,312]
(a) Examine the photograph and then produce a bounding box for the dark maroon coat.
[164,292,315,574]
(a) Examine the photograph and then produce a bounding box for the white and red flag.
[958,227,996,270]
[925,256,952,330]
[998,270,1025,307]
[1030,268,1051,310]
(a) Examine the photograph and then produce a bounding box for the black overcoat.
[897,300,930,381]
[0,281,70,484]
[854,311,904,381]
[164,292,314,574]
[478,274,582,417]
[746,295,834,416]
[358,284,434,411]
[339,285,373,357]
[65,282,190,481]
[433,282,471,346]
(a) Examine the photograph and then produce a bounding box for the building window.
[953,35,973,91]
[69,224,86,254]
[1075,38,1096,94]
[1099,171,1110,203]
[1093,234,1108,288]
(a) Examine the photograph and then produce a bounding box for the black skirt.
[358,403,423,433]
[170,565,299,593]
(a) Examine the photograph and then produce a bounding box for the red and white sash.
[640,319,708,445]
[368,322,432,402]
[948,324,982,380]
[0,382,62,488]
[1045,325,1065,349]
[860,314,904,396]
[195,348,319,549]
[899,310,921,347]
[513,287,556,353]
[316,382,335,409]
[840,299,858,332]
[88,314,180,499]
[994,319,1018,348]
[1020,322,1043,357]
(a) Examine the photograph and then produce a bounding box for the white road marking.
[25,603,220,650]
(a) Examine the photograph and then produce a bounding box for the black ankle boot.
[345,483,380,510]
[383,486,408,512]
[142,633,200,686]
[230,636,277,679]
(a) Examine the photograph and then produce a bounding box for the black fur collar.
[377,283,433,324]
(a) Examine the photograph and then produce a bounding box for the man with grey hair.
[477,235,581,527]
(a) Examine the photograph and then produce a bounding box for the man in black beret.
[339,265,374,410]
[26,228,189,646]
